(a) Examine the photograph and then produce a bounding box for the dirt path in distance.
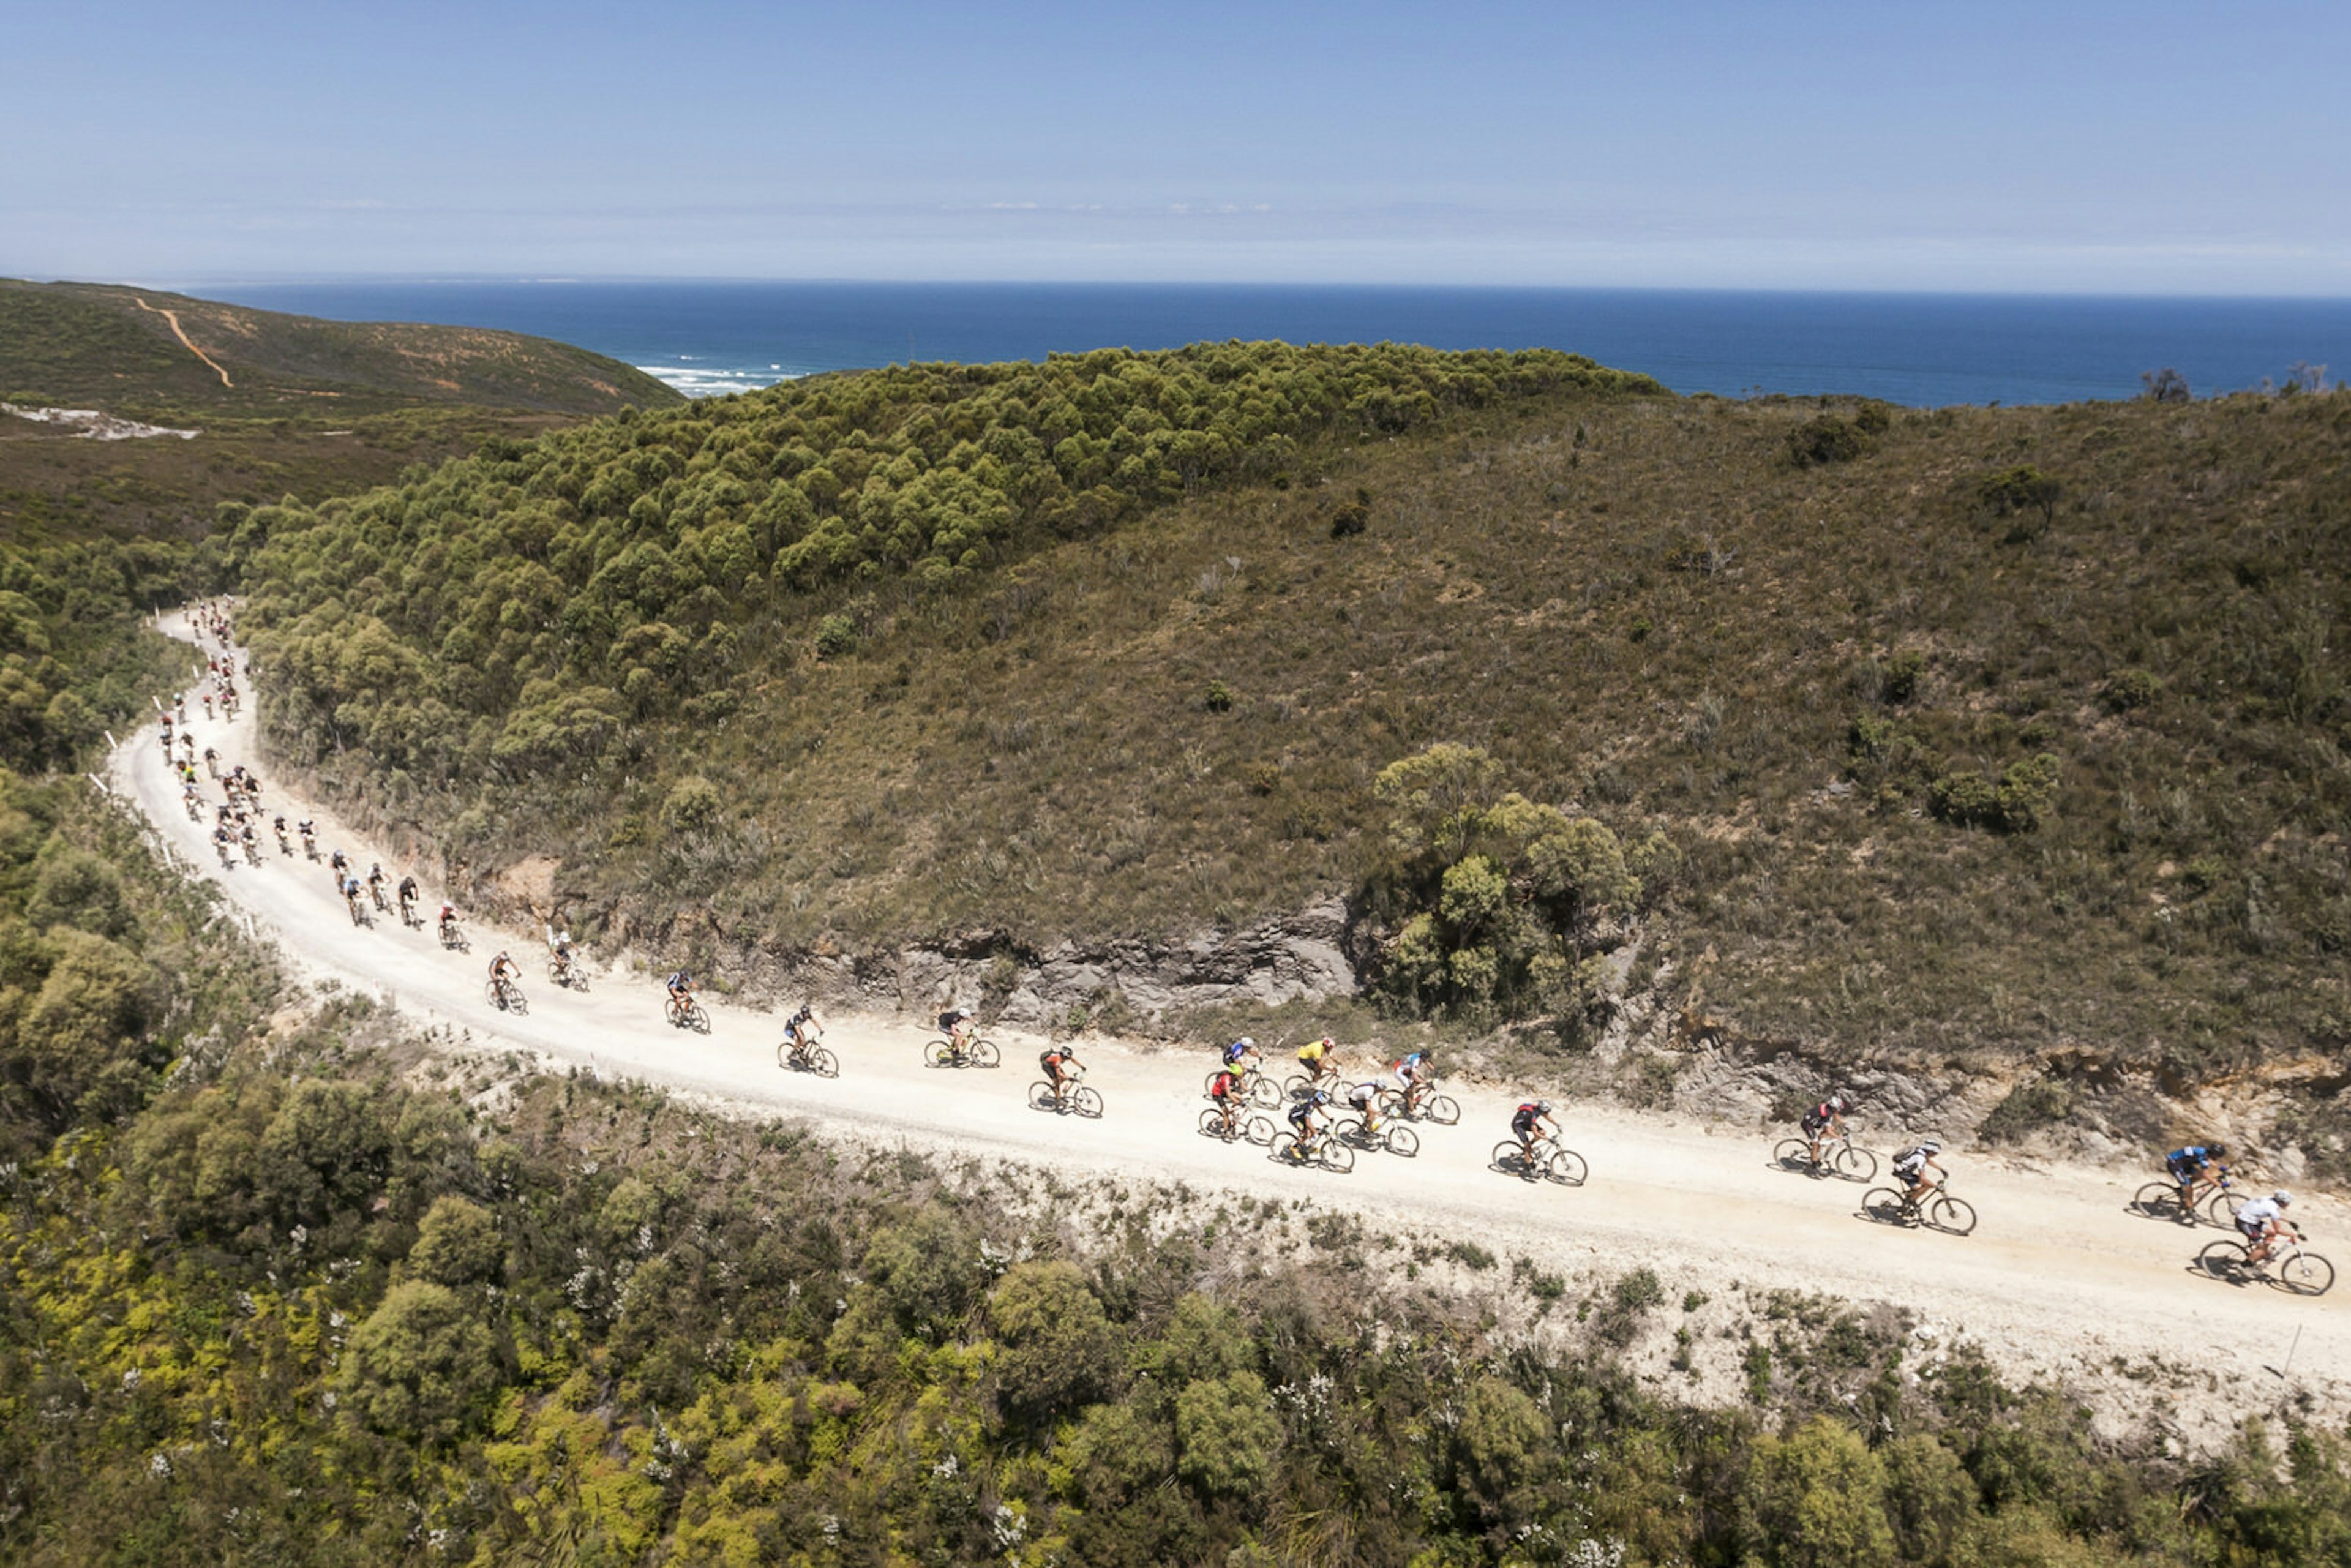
[135,298,234,388]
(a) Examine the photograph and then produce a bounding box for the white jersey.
[2236,1197,2283,1229]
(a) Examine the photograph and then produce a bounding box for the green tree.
[1740,1417,1898,1568]
[409,1195,501,1287]
[989,1261,1121,1421]
[1173,1371,1281,1500]
[338,1280,501,1448]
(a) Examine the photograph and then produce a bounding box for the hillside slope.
[0,280,685,543]
[231,349,2351,1127]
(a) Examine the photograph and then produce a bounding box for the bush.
[1740,1417,1898,1568]
[1978,465,2063,539]
[813,613,858,659]
[989,1261,1120,1420]
[1929,754,2059,833]
[409,1196,503,1286]
[1979,1076,2074,1143]
[1787,416,1868,467]
[1880,648,1925,705]
[337,1280,503,1448]
[2101,667,2163,711]
[662,774,722,829]
[1174,1371,1281,1499]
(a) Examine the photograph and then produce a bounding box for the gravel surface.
[115,607,2349,1443]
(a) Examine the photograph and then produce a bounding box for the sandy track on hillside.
[133,298,234,388]
[110,609,2348,1440]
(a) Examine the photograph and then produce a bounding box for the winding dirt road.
[110,609,2347,1439]
[133,298,234,388]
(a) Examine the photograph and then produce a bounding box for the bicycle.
[241,835,260,868]
[345,894,370,928]
[399,896,421,930]
[1204,1063,1281,1109]
[1196,1105,1275,1145]
[1490,1135,1588,1185]
[547,955,588,992]
[665,992,711,1033]
[1388,1078,1460,1125]
[369,883,391,915]
[1282,1059,1344,1101]
[275,828,293,857]
[2195,1226,2333,1296]
[1861,1179,1977,1236]
[439,919,469,953]
[778,1033,839,1077]
[1773,1131,1878,1183]
[1272,1125,1355,1174]
[923,1035,1000,1069]
[1333,1114,1419,1158]
[2130,1174,2240,1228]
[486,975,526,1014]
[1029,1069,1103,1119]
[300,831,318,862]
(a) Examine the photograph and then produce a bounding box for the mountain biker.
[782,1003,822,1060]
[2164,1142,2229,1209]
[489,951,519,999]
[203,746,218,776]
[1296,1035,1336,1084]
[398,875,419,914]
[1393,1049,1436,1114]
[1801,1093,1851,1165]
[1221,1037,1261,1074]
[329,849,348,878]
[666,969,696,1017]
[341,874,364,912]
[1891,1140,1946,1207]
[298,820,317,854]
[366,863,387,904]
[1343,1078,1384,1136]
[1286,1090,1332,1157]
[546,922,574,975]
[438,902,459,942]
[938,1006,975,1055]
[1207,1065,1246,1135]
[2235,1191,2294,1265]
[1040,1044,1080,1105]
[201,692,214,719]
[1511,1098,1558,1162]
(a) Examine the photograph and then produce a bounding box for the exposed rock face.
[891,896,1358,1027]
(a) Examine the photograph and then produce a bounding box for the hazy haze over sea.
[193,281,2351,408]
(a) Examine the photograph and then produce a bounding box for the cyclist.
[181,781,203,818]
[366,863,388,909]
[2235,1190,2295,1266]
[938,1005,975,1057]
[1286,1090,1332,1158]
[329,849,349,880]
[1207,1063,1247,1136]
[211,825,236,866]
[782,1002,822,1063]
[341,874,364,916]
[1801,1093,1851,1166]
[2164,1142,2229,1213]
[666,969,697,1019]
[1343,1078,1384,1138]
[201,692,215,720]
[298,820,317,856]
[1220,1036,1261,1075]
[1891,1140,1947,1208]
[203,746,219,778]
[1511,1098,1558,1163]
[238,820,258,860]
[1296,1035,1337,1087]
[1393,1049,1434,1112]
[398,875,419,920]
[489,951,520,1003]
[273,814,291,853]
[1040,1043,1081,1106]
[438,902,459,943]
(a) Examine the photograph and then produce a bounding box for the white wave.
[632,364,803,400]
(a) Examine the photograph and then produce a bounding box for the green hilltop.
[224,345,2351,1126]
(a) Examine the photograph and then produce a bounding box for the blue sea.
[190,280,2351,409]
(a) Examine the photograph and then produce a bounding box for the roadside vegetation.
[225,348,2350,1105]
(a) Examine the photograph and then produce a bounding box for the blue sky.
[6,0,2345,293]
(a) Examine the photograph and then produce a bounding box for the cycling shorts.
[2237,1217,2267,1244]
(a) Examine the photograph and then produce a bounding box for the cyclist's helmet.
[1535,1099,1553,1114]
[1829,1093,1849,1112]
[1313,1089,1332,1105]
[1920,1139,1942,1155]
[1238,1036,1256,1051]
[2208,1142,2227,1158]
[2274,1191,2293,1206]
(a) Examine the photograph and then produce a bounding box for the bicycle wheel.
[1422,1093,1460,1126]
[1773,1138,1817,1174]
[484,980,503,1009]
[1071,1086,1103,1119]
[924,1039,956,1068]
[2131,1182,2189,1222]
[1861,1188,1910,1225]
[969,1038,1000,1068]
[1272,1131,1303,1165]
[1283,1073,1313,1100]
[1382,1123,1420,1159]
[809,1048,838,1078]
[1493,1140,1534,1179]
[2279,1251,2334,1296]
[1830,1144,1877,1182]
[1319,1139,1355,1174]
[503,985,527,1016]
[1547,1147,1589,1186]
[689,1003,710,1035]
[2200,1187,2246,1228]
[1927,1194,1976,1236]
[1244,1114,1276,1146]
[1028,1081,1060,1112]
[1247,1076,1282,1109]
[777,1038,793,1070]
[2197,1240,2251,1283]
[1199,1107,1239,1141]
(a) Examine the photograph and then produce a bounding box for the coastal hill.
[0,279,684,541]
[229,343,2351,1157]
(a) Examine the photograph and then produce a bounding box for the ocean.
[190,280,2351,409]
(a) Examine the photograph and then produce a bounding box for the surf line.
[135,298,234,388]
